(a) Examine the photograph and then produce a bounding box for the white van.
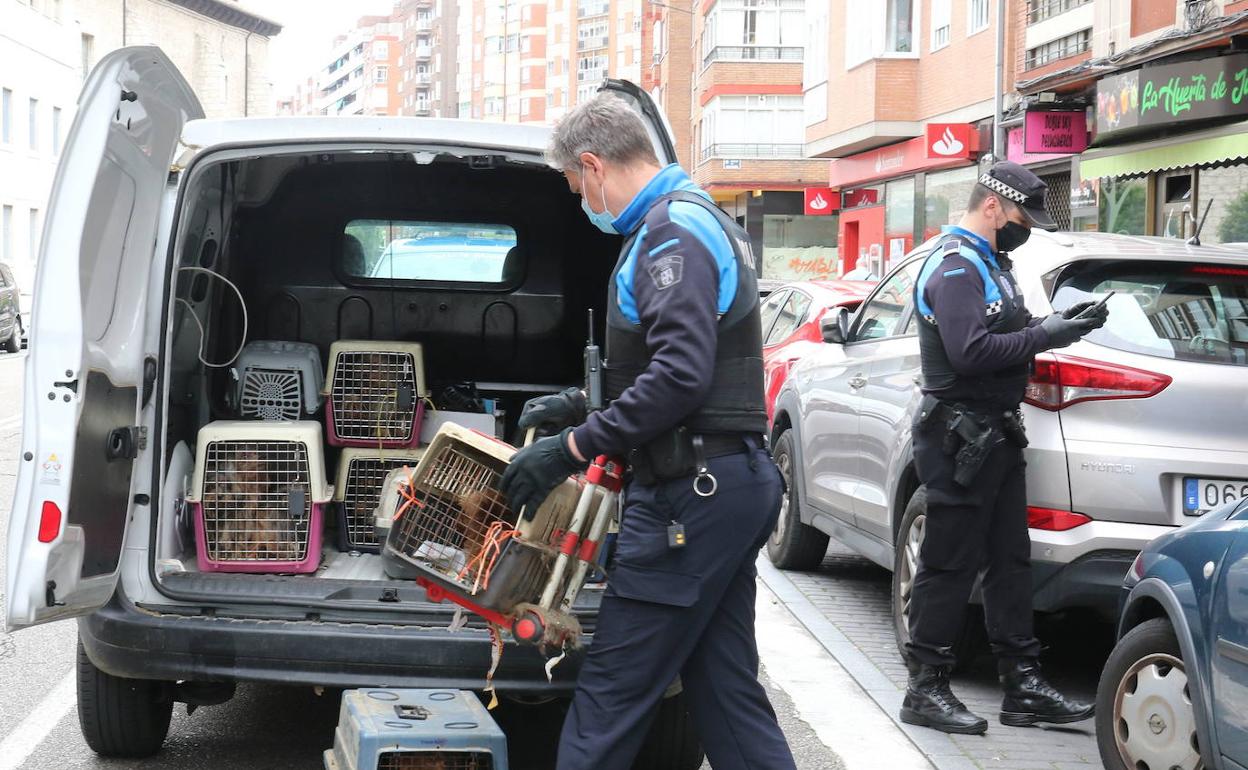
[4,47,699,767]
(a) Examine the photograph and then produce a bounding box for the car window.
[765,290,811,346]
[1052,260,1248,366]
[759,290,789,343]
[852,262,919,342]
[342,219,518,284]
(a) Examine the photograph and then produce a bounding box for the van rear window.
[342,219,517,283]
[1051,260,1248,366]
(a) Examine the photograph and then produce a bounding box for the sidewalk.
[757,544,1104,770]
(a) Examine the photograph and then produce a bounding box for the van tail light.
[1027,506,1092,531]
[38,501,62,542]
[1024,354,1171,411]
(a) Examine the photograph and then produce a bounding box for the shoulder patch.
[648,254,684,290]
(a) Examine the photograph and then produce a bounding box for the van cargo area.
[152,144,615,618]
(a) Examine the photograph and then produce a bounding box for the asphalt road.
[0,349,848,770]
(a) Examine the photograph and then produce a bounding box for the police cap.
[978,161,1059,232]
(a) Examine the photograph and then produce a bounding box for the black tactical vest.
[915,235,1032,407]
[604,190,768,437]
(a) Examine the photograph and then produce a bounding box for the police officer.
[903,162,1106,735]
[499,94,797,770]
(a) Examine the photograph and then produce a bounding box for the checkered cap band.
[979,173,1028,204]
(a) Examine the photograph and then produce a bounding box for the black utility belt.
[628,428,762,489]
[916,395,1027,487]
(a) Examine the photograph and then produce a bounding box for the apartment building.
[1016,0,1248,245]
[395,0,457,117]
[690,0,830,281]
[644,2,691,168]
[0,0,279,298]
[315,16,403,117]
[803,0,1018,277]
[455,0,644,125]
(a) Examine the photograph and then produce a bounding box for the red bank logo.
[804,187,839,216]
[925,123,974,159]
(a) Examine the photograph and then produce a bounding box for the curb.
[757,556,983,770]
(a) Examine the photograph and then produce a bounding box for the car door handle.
[849,375,867,390]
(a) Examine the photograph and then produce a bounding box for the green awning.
[1079,122,1248,180]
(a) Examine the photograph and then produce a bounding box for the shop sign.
[1007,127,1081,165]
[1070,177,1099,210]
[1024,110,1088,154]
[926,123,974,159]
[804,187,839,215]
[722,159,742,170]
[1096,53,1248,138]
[829,133,978,188]
[841,188,881,208]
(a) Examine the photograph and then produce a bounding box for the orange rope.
[457,520,519,593]
[393,467,424,521]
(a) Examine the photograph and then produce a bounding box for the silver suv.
[767,230,1248,657]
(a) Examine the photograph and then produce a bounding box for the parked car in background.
[0,263,23,353]
[1095,495,1248,770]
[767,230,1248,662]
[759,280,875,421]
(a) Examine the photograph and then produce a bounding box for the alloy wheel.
[1113,653,1201,770]
[897,513,925,637]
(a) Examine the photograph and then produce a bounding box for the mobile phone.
[1075,291,1116,319]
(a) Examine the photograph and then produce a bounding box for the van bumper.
[78,593,586,694]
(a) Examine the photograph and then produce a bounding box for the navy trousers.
[556,445,797,770]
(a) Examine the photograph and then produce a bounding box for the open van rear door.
[5,48,203,631]
[598,79,678,167]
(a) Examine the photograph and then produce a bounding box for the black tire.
[765,429,830,570]
[1095,618,1201,770]
[891,488,985,672]
[3,325,18,354]
[631,692,705,770]
[76,639,173,758]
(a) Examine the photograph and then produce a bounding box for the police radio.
[584,309,603,412]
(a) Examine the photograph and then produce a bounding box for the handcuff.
[691,435,718,498]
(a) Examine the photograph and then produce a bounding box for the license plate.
[1183,477,1248,515]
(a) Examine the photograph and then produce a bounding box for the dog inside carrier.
[326,341,429,449]
[335,447,425,553]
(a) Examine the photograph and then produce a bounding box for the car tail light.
[1027,506,1091,531]
[38,501,62,543]
[1191,264,1248,277]
[1024,354,1171,411]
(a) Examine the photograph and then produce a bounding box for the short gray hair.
[547,93,660,171]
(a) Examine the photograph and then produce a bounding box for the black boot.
[900,664,988,735]
[999,659,1094,726]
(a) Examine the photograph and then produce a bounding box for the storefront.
[829,126,982,276]
[712,188,841,282]
[1003,107,1091,231]
[1075,52,1248,244]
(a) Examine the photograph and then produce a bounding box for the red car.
[760,280,876,422]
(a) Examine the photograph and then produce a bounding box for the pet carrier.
[381,423,623,647]
[187,420,332,573]
[323,688,507,770]
[334,448,425,553]
[325,341,428,448]
[232,340,324,421]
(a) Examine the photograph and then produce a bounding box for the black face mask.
[996,221,1031,253]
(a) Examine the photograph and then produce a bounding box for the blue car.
[1096,496,1248,770]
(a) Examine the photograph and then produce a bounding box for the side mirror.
[820,308,850,344]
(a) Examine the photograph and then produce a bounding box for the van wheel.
[766,429,829,570]
[1096,618,1201,770]
[631,692,705,770]
[891,488,985,672]
[76,640,173,758]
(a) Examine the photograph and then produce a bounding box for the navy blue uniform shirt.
[572,165,737,459]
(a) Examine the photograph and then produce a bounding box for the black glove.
[1060,300,1109,321]
[500,427,589,519]
[517,387,587,433]
[1040,311,1106,349]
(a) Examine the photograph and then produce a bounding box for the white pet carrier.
[233,340,324,421]
[324,341,428,448]
[333,448,424,552]
[187,420,332,573]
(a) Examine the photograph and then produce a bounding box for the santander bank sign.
[804,187,838,216]
[925,123,974,160]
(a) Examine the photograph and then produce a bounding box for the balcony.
[1027,0,1091,24]
[415,72,432,85]
[415,17,433,31]
[577,69,606,83]
[413,104,433,116]
[577,0,608,18]
[700,143,805,161]
[578,36,608,51]
[702,45,803,68]
[413,45,433,59]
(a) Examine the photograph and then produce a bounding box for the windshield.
[1051,260,1248,366]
